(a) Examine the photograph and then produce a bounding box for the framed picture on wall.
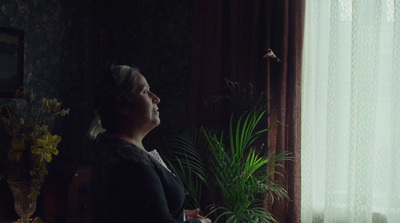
[0,27,24,98]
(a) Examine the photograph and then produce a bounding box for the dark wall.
[93,0,196,145]
[0,0,195,221]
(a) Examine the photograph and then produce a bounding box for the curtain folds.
[189,1,305,222]
[189,0,271,125]
[302,1,400,222]
[267,2,304,223]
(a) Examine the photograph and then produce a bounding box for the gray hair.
[111,65,139,102]
[88,65,139,139]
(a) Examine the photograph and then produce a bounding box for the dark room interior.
[0,0,304,222]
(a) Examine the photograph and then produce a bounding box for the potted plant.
[164,80,291,222]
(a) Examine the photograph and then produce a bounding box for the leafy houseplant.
[164,80,291,222]
[0,90,69,222]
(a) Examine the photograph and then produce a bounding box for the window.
[301,1,400,222]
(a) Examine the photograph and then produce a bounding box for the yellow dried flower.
[39,125,49,132]
[8,137,26,162]
[30,132,61,162]
[59,108,70,116]
[0,90,69,184]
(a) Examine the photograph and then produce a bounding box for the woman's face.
[126,73,160,132]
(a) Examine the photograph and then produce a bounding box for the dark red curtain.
[188,0,304,222]
[189,0,271,124]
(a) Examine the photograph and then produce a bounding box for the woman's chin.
[152,118,161,128]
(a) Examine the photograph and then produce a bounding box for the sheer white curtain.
[301,0,400,222]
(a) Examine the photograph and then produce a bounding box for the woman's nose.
[152,93,160,104]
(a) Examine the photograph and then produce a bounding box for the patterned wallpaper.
[0,0,195,162]
[0,0,195,219]
[0,0,66,95]
[0,9,92,204]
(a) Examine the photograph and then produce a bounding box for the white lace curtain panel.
[301,0,400,222]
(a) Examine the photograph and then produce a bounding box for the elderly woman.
[89,65,211,223]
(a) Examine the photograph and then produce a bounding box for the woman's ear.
[114,98,130,116]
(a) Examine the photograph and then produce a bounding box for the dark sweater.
[91,136,200,223]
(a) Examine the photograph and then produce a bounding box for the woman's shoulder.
[94,136,153,167]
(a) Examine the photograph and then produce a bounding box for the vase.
[8,181,42,223]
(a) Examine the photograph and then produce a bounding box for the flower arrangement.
[0,90,69,189]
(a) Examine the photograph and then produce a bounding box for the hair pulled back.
[92,65,139,135]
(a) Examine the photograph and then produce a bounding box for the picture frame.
[0,27,24,98]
